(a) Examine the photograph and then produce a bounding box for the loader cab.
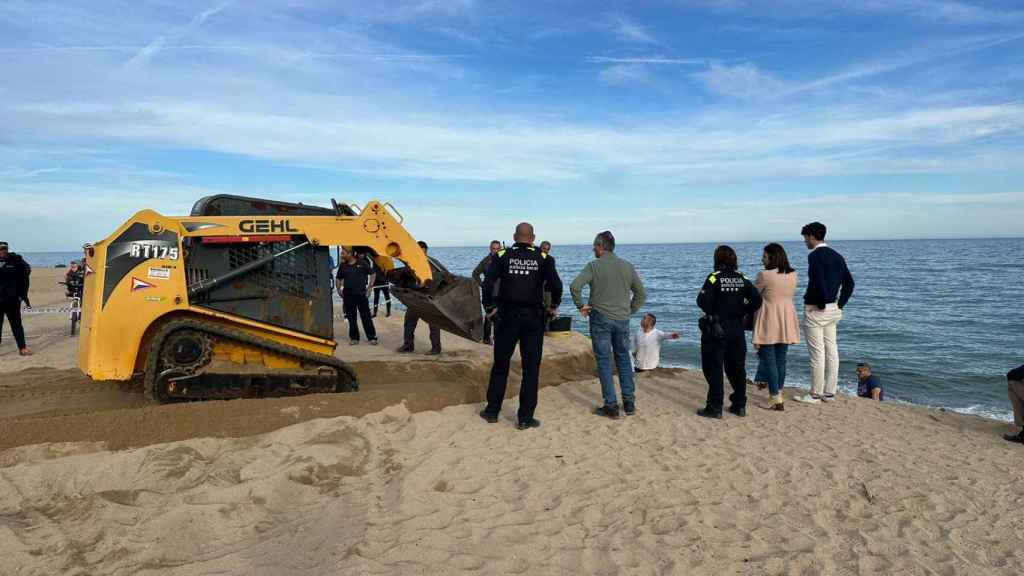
[184,195,339,339]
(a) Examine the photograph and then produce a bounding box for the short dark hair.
[801,222,827,241]
[594,231,615,251]
[713,245,738,272]
[490,240,501,247]
[417,241,428,251]
[763,243,795,274]
[540,240,551,249]
[644,312,657,325]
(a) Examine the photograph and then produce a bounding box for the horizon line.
[20,235,1024,254]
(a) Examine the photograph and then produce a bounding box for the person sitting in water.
[631,313,679,372]
[855,362,883,401]
[1004,364,1024,444]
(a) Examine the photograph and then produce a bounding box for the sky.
[1,0,1023,250]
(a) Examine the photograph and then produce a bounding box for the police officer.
[479,223,562,430]
[696,245,762,419]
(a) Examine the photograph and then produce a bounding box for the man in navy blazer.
[793,222,855,405]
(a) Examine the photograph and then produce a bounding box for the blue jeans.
[756,344,789,396]
[589,310,635,407]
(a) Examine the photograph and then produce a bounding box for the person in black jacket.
[1005,365,1024,444]
[398,241,442,355]
[335,248,378,345]
[0,241,33,355]
[472,240,503,345]
[479,223,562,430]
[793,222,855,405]
[696,245,762,419]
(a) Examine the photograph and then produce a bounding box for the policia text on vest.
[479,242,563,428]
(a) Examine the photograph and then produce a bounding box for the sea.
[25,238,1024,422]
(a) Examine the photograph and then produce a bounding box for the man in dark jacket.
[0,241,33,355]
[1005,365,1024,444]
[398,241,442,355]
[479,223,561,429]
[793,222,855,405]
[335,248,378,345]
[472,240,502,345]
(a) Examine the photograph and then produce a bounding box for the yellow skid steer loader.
[78,195,482,402]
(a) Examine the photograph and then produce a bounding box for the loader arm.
[178,200,433,285]
[177,199,483,341]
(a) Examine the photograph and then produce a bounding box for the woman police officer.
[697,245,763,419]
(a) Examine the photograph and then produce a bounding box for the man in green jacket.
[570,231,646,418]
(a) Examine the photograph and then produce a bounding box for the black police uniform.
[336,259,377,342]
[697,269,762,414]
[0,251,31,351]
[481,243,562,425]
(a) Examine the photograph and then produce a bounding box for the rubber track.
[144,317,358,403]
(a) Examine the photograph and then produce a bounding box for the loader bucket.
[391,257,484,342]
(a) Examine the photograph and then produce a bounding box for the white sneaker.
[793,394,822,405]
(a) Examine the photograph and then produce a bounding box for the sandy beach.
[2,270,1023,575]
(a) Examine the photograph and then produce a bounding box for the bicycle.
[59,279,84,336]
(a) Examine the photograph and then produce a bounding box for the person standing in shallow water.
[696,245,762,419]
[752,243,801,411]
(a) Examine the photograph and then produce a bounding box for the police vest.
[496,246,547,307]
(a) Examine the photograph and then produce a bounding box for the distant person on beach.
[1004,365,1024,444]
[369,256,392,318]
[855,362,883,401]
[539,241,555,329]
[793,222,855,405]
[752,243,801,411]
[399,241,442,355]
[697,245,762,418]
[335,247,378,346]
[571,231,646,418]
[473,240,503,345]
[631,313,679,372]
[0,241,32,356]
[479,223,562,430]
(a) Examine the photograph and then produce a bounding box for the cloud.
[691,62,789,99]
[606,14,658,44]
[597,63,650,85]
[126,0,233,69]
[587,56,706,65]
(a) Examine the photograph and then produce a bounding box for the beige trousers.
[1009,379,1024,427]
[804,304,843,397]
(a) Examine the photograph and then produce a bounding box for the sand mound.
[3,372,1024,575]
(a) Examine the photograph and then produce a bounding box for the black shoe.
[623,401,636,415]
[728,405,747,417]
[594,405,620,419]
[483,338,492,345]
[1003,431,1024,444]
[426,349,441,356]
[479,410,498,424]
[697,407,723,419]
[516,418,541,430]
[397,344,414,353]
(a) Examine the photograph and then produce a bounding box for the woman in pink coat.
[752,243,801,411]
